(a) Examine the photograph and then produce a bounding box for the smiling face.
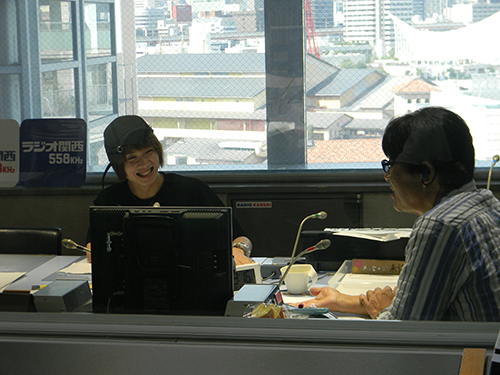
[123,146,160,192]
[384,163,428,216]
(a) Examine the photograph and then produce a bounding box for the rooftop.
[137,53,266,74]
[307,138,386,163]
[138,76,266,98]
[391,79,441,93]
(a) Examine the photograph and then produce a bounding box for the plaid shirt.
[379,181,500,321]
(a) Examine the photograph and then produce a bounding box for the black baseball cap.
[104,115,153,164]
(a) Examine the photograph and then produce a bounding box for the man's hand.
[86,243,91,263]
[289,286,341,309]
[290,286,368,316]
[232,247,253,265]
[359,286,396,319]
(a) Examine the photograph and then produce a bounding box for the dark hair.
[111,131,164,181]
[382,107,475,191]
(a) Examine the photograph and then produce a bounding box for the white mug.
[280,264,318,294]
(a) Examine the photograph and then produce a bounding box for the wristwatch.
[232,241,251,258]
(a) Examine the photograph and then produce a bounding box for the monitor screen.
[90,206,234,316]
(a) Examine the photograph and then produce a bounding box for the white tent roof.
[391,11,500,64]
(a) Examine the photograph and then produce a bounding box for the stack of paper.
[0,272,25,292]
[323,228,412,242]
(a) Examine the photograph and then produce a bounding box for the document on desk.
[58,258,91,274]
[334,274,399,295]
[327,260,400,295]
[323,228,412,242]
[0,272,26,292]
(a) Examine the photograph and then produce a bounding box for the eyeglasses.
[381,159,395,173]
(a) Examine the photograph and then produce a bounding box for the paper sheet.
[282,294,315,305]
[331,273,399,296]
[0,272,26,292]
[323,228,412,242]
[341,273,399,285]
[58,259,92,274]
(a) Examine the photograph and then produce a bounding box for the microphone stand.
[289,212,327,267]
[225,212,327,317]
[487,155,499,190]
[278,239,331,290]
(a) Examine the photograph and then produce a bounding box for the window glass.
[9,1,500,173]
[84,3,112,58]
[122,1,500,174]
[0,0,20,122]
[0,75,21,121]
[132,1,269,173]
[0,0,19,65]
[39,1,74,64]
[87,63,114,121]
[42,69,76,118]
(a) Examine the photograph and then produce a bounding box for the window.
[86,63,114,119]
[3,0,500,176]
[39,1,74,64]
[0,0,20,121]
[42,69,76,117]
[84,3,112,58]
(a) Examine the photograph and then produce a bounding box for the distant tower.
[304,0,320,58]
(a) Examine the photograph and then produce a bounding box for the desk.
[1,254,89,292]
[0,255,91,312]
[0,257,497,375]
[278,261,399,318]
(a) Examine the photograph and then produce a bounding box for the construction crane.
[304,0,320,58]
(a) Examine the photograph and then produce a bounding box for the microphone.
[278,239,331,290]
[292,239,331,263]
[305,211,327,220]
[62,238,91,253]
[289,211,328,263]
[487,154,499,190]
[315,211,327,219]
[310,238,331,251]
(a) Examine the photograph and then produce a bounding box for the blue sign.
[19,119,87,187]
[0,119,20,188]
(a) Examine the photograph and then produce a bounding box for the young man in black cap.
[293,107,500,321]
[86,115,253,265]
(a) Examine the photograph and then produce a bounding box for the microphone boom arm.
[278,211,328,291]
[487,155,500,190]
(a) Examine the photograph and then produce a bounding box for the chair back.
[0,227,62,255]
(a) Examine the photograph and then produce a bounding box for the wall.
[0,312,497,375]
[0,170,496,255]
[0,180,427,255]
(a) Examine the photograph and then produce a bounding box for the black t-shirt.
[87,172,244,242]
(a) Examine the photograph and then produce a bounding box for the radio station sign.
[0,119,20,187]
[19,118,87,187]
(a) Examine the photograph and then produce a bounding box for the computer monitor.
[89,206,234,316]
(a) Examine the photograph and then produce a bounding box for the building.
[310,0,334,29]
[473,3,500,22]
[391,78,440,114]
[133,52,392,165]
[344,0,413,57]
[173,2,193,23]
[135,7,166,37]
